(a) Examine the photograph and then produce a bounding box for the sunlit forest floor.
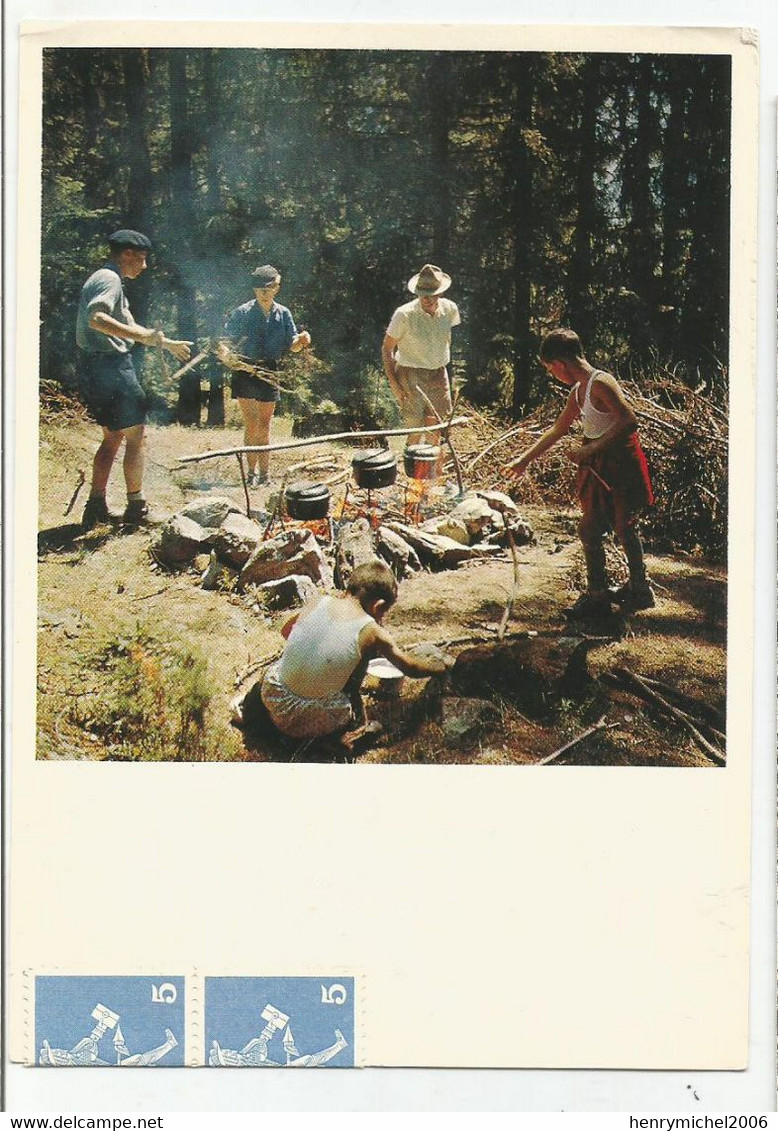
[36,399,727,767]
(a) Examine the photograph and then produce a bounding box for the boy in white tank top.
[260,560,452,741]
[505,328,654,619]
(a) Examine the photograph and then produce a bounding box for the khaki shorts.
[394,366,452,430]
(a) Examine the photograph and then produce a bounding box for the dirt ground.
[36,400,727,766]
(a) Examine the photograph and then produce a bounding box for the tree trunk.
[508,58,536,417]
[429,52,452,265]
[566,56,599,338]
[121,49,154,339]
[169,50,201,424]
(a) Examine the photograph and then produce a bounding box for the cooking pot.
[285,480,331,520]
[403,443,440,480]
[351,448,398,489]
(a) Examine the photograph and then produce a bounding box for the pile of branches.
[39,379,89,425]
[455,375,728,561]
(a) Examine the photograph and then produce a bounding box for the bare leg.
[122,424,145,496]
[238,399,262,475]
[254,402,276,478]
[90,428,124,496]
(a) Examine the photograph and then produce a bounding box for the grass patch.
[70,625,218,761]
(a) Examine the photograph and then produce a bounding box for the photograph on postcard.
[35,44,732,768]
[11,21,757,1075]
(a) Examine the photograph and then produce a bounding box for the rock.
[376,525,421,579]
[179,495,241,529]
[482,518,535,548]
[210,513,266,568]
[448,495,503,540]
[334,518,379,589]
[239,528,334,589]
[440,697,500,748]
[152,514,213,566]
[475,489,520,518]
[419,515,470,544]
[385,522,481,570]
[200,550,223,590]
[255,574,319,610]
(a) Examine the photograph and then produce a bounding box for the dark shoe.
[247,470,268,488]
[81,496,110,529]
[563,592,614,620]
[611,582,656,611]
[122,499,150,526]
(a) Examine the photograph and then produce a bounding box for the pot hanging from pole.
[285,480,331,520]
[351,448,398,489]
[403,444,440,480]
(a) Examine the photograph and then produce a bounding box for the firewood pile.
[453,380,728,561]
[39,380,89,425]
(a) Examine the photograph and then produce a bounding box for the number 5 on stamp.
[205,977,355,1067]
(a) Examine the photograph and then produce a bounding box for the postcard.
[9,20,758,1074]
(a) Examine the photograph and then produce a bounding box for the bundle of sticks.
[455,375,728,559]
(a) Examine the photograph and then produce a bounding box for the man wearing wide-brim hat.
[382,264,461,454]
[76,229,192,528]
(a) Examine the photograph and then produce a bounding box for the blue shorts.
[78,351,147,431]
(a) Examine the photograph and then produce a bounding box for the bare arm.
[381,333,405,405]
[362,623,450,678]
[90,312,192,363]
[505,387,580,477]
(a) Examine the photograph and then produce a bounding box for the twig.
[466,423,525,471]
[63,470,86,517]
[177,417,471,464]
[611,666,726,765]
[236,453,251,517]
[167,348,210,383]
[497,525,519,641]
[234,650,283,688]
[537,716,620,765]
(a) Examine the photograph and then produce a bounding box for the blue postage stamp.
[205,977,355,1067]
[35,976,185,1066]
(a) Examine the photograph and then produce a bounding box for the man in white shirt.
[382,263,461,449]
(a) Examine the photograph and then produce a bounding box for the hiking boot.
[247,470,268,488]
[611,582,656,611]
[122,499,150,526]
[81,496,110,529]
[563,591,614,620]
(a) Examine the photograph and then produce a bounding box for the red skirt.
[577,432,654,531]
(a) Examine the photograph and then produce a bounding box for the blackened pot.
[351,448,398,489]
[285,480,331,520]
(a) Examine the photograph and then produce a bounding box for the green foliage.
[41,48,731,425]
[72,626,215,761]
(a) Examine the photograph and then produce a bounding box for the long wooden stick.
[236,453,251,516]
[167,348,210,383]
[497,526,519,641]
[467,424,525,471]
[537,716,619,765]
[177,416,471,464]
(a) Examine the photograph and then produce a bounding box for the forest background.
[40,46,731,432]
